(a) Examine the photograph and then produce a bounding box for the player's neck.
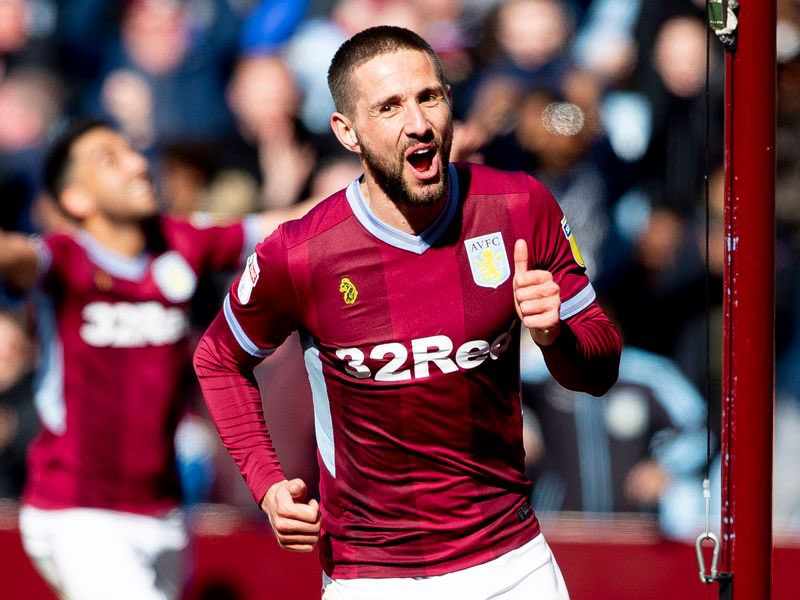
[359,178,446,235]
[81,216,146,258]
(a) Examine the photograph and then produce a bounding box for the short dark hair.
[327,26,446,117]
[43,117,114,200]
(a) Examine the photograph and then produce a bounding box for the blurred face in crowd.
[0,71,58,150]
[497,0,570,69]
[227,55,301,137]
[333,0,423,40]
[0,0,28,54]
[61,128,158,223]
[334,48,453,207]
[122,0,189,75]
[654,17,707,98]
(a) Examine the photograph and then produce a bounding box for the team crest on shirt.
[560,215,585,267]
[152,252,197,302]
[339,277,358,305]
[464,232,510,289]
[237,253,260,305]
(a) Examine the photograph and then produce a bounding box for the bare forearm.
[0,231,39,291]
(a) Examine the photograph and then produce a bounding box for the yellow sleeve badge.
[560,215,585,268]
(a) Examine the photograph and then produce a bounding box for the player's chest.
[61,251,198,349]
[303,235,517,357]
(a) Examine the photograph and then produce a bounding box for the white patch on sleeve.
[237,253,260,304]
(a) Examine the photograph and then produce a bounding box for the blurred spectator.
[0,67,64,233]
[603,204,716,360]
[306,149,362,200]
[283,0,424,134]
[81,0,240,154]
[521,335,707,529]
[463,0,578,140]
[482,87,609,279]
[776,20,800,244]
[0,0,59,77]
[0,309,38,498]
[775,12,800,406]
[669,166,724,431]
[635,11,724,216]
[221,52,318,212]
[572,0,642,88]
[158,139,219,218]
[408,0,475,89]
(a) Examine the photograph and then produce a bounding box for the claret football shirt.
[23,215,259,514]
[196,162,610,578]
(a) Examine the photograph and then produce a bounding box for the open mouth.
[405,145,438,177]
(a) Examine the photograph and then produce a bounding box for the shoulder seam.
[281,196,355,252]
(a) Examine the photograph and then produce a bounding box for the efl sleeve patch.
[560,215,585,267]
[236,252,260,304]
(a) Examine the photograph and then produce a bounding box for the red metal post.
[720,0,775,598]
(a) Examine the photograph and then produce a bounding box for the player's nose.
[403,102,432,138]
[124,148,149,177]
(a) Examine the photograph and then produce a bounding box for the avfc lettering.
[335,327,515,382]
[467,236,503,252]
[80,301,189,347]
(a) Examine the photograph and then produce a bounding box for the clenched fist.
[261,478,321,552]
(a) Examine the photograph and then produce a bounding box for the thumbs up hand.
[513,239,561,347]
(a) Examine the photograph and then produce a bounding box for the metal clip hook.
[707,0,739,51]
[695,531,721,583]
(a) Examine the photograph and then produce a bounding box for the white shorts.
[322,533,570,600]
[19,505,189,600]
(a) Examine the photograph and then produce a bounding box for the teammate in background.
[0,118,310,600]
[193,26,621,599]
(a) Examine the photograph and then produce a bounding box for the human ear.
[59,186,94,220]
[330,112,360,152]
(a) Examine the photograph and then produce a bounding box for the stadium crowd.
[1,0,800,541]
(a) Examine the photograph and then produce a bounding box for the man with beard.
[0,118,310,600]
[193,26,621,599]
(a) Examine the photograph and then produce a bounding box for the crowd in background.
[1,0,800,538]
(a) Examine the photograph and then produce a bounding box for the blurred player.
[0,118,308,600]
[194,26,621,600]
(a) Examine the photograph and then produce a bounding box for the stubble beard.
[360,122,454,208]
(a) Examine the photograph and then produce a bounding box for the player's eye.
[420,93,439,105]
